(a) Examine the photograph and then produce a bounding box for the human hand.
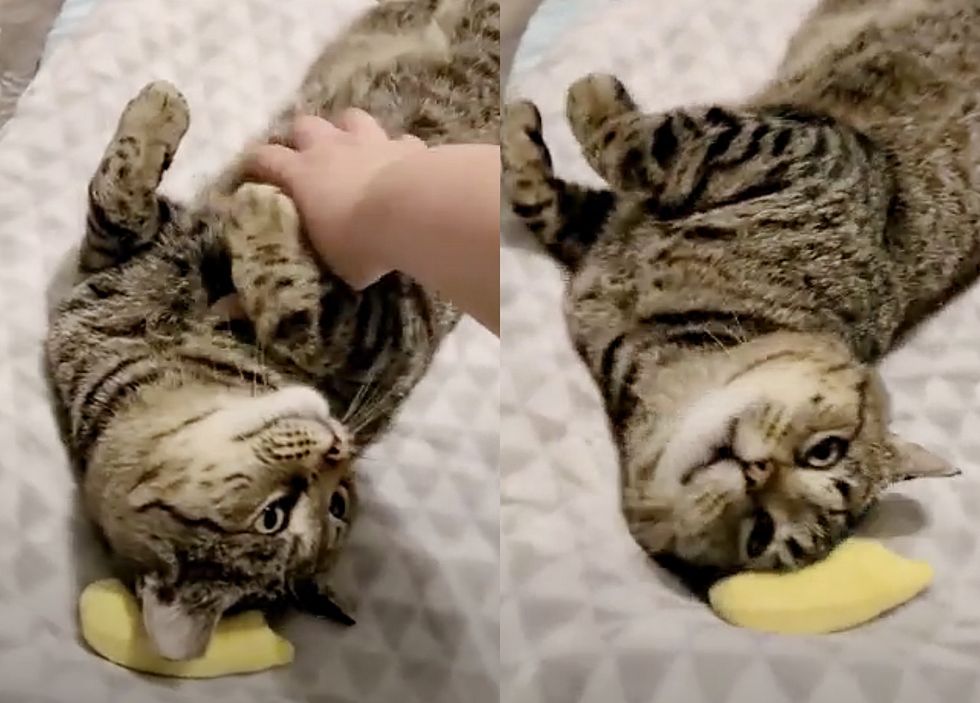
[245,109,426,288]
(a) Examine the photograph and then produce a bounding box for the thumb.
[245,144,302,190]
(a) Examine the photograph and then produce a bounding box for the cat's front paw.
[226,183,301,249]
[502,100,554,209]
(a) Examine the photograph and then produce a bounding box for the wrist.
[348,149,426,272]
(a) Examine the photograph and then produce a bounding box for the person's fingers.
[244,144,302,188]
[335,108,387,140]
[291,114,341,150]
[397,134,425,148]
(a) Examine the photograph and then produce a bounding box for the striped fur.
[503,0,971,574]
[46,0,498,660]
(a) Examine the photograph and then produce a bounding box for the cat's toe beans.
[123,81,190,143]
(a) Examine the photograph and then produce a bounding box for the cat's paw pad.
[566,73,636,136]
[120,81,190,149]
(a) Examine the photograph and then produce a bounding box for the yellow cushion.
[79,579,293,678]
[708,538,933,634]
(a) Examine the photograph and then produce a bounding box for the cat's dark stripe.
[135,500,233,534]
[318,289,345,335]
[621,147,648,187]
[88,278,123,299]
[512,200,553,218]
[349,298,381,370]
[553,185,615,249]
[642,308,779,335]
[405,281,436,342]
[132,463,163,490]
[709,162,792,211]
[77,368,163,456]
[771,127,793,156]
[667,329,742,348]
[806,129,828,159]
[82,228,124,257]
[355,295,390,368]
[609,358,638,430]
[682,224,738,241]
[651,116,679,168]
[87,188,139,244]
[77,355,152,422]
[719,124,768,168]
[655,167,712,220]
[89,317,149,338]
[705,107,739,128]
[150,409,218,440]
[600,333,627,389]
[179,353,269,386]
[761,104,836,126]
[704,123,743,163]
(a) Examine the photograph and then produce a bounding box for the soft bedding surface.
[0,1,498,701]
[502,2,980,702]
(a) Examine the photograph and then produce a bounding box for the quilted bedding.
[501,1,980,702]
[0,1,498,701]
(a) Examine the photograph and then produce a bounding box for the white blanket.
[502,2,980,702]
[0,1,499,701]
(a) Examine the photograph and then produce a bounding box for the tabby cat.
[503,0,974,575]
[46,0,498,660]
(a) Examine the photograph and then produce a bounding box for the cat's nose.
[743,461,774,491]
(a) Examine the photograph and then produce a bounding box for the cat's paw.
[566,73,636,144]
[119,81,190,153]
[502,100,554,205]
[225,183,301,252]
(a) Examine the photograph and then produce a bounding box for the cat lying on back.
[503,0,972,574]
[46,0,498,660]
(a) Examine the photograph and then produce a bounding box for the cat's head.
[622,333,956,572]
[84,384,357,660]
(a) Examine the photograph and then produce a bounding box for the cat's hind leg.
[502,100,616,269]
[82,81,189,273]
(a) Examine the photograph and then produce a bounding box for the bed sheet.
[0,1,499,702]
[502,2,980,702]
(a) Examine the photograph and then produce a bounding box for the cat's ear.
[887,434,960,482]
[138,575,225,661]
[292,578,356,626]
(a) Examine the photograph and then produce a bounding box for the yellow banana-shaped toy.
[709,538,933,634]
[79,579,294,678]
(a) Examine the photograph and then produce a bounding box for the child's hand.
[246,109,426,288]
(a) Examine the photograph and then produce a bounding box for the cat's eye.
[255,497,292,535]
[799,435,849,468]
[328,487,349,520]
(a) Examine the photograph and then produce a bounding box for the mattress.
[0,1,499,701]
[501,1,980,702]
